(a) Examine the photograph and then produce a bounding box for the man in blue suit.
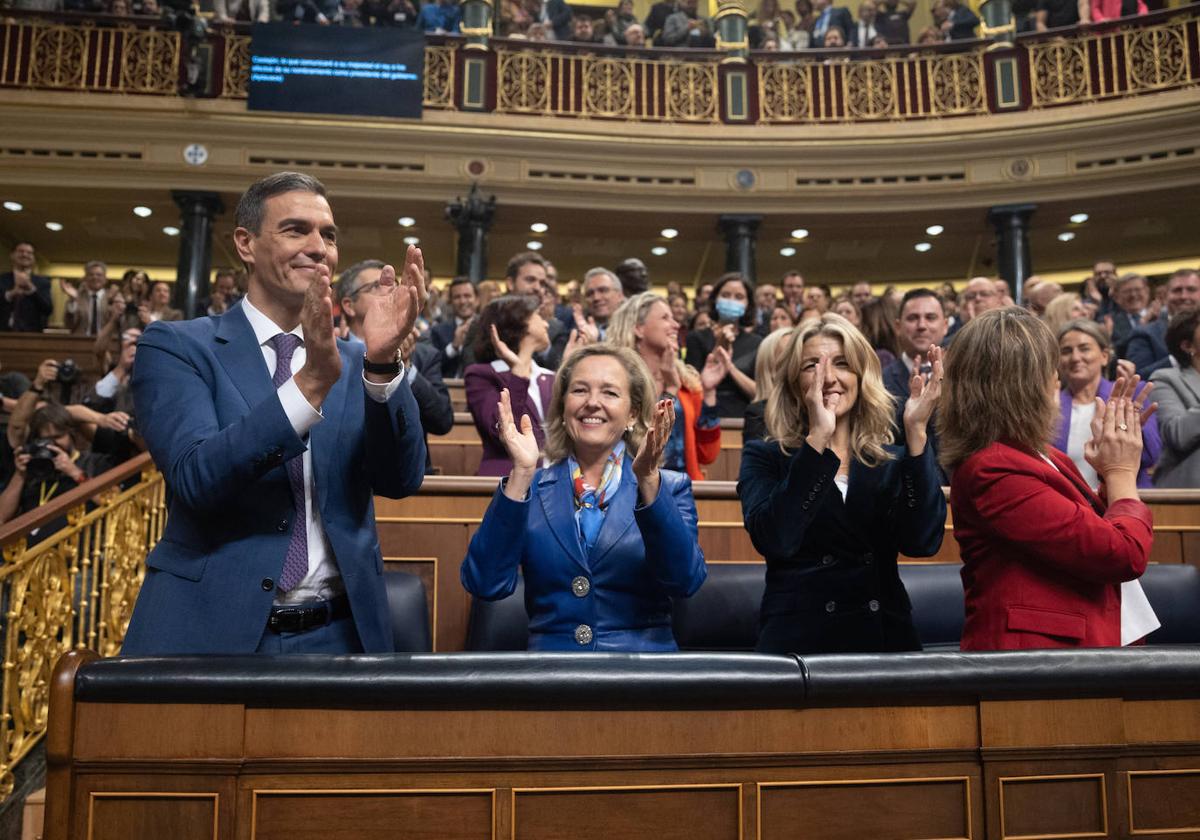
[1126,268,1200,378]
[882,288,947,479]
[810,0,853,46]
[122,172,427,655]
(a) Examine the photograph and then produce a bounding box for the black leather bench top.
[77,648,1200,709]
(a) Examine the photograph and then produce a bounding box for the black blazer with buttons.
[738,438,945,655]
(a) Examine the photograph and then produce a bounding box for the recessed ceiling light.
[1058,231,1076,242]
[914,242,932,252]
[133,206,152,218]
[1069,213,1089,224]
[925,225,944,236]
[790,228,809,240]
[780,247,797,257]
[398,216,415,227]
[530,222,548,233]
[404,236,421,246]
[525,240,542,251]
[651,246,668,256]
[3,201,22,212]
[45,222,63,232]
[162,226,180,236]
[660,228,678,239]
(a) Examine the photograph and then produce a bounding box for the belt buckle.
[270,606,313,634]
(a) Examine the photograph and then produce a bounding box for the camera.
[56,359,79,385]
[21,438,59,483]
[126,300,139,317]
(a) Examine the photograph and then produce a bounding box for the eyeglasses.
[963,290,997,301]
[348,280,392,298]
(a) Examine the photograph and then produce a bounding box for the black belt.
[267,595,351,634]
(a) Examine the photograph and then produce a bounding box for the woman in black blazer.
[738,313,946,654]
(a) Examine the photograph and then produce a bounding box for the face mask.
[714,298,747,321]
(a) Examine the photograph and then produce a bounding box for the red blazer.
[950,441,1152,651]
[677,386,721,481]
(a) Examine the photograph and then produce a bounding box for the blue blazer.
[739,439,945,655]
[461,458,707,651]
[122,301,426,655]
[1126,319,1170,379]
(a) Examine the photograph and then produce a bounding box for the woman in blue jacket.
[739,313,945,654]
[461,345,707,651]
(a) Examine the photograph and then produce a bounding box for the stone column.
[987,204,1036,305]
[445,184,496,283]
[718,214,762,285]
[171,191,225,318]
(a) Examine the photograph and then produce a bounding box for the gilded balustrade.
[0,455,162,799]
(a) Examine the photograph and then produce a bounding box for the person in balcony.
[606,293,723,481]
[874,0,914,42]
[462,345,707,651]
[848,0,878,45]
[1035,0,1080,30]
[1089,0,1146,23]
[942,309,1156,650]
[809,0,852,46]
[1054,319,1160,489]
[934,0,979,39]
[658,0,716,46]
[740,314,945,655]
[417,0,461,32]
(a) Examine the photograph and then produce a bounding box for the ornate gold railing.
[0,7,1196,121]
[0,454,161,798]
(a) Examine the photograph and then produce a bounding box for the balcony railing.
[0,8,1197,123]
[0,454,163,799]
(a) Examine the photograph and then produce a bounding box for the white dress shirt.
[242,296,403,605]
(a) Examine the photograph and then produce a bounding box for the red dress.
[950,441,1152,650]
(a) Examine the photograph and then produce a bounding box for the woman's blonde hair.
[544,345,657,464]
[765,313,896,467]
[606,292,700,392]
[1042,292,1082,338]
[937,307,1059,469]
[753,327,792,401]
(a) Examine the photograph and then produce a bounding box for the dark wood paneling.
[87,793,217,840]
[513,786,740,840]
[251,790,494,840]
[998,775,1107,839]
[1127,770,1200,835]
[760,777,970,840]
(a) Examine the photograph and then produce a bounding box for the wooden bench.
[0,332,104,391]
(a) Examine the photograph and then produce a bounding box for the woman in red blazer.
[606,293,724,480]
[939,308,1154,650]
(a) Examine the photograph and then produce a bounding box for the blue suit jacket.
[1125,318,1170,379]
[461,458,707,651]
[122,301,426,655]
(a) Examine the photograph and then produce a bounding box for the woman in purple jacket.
[1055,319,1160,488]
[465,294,555,476]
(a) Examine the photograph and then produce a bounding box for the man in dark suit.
[543,0,573,39]
[810,0,853,46]
[1127,268,1200,378]
[122,172,427,655]
[937,0,979,39]
[0,241,52,333]
[430,275,478,379]
[1107,272,1152,359]
[338,259,453,474]
[883,288,947,473]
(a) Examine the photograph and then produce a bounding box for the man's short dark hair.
[447,276,475,293]
[235,171,327,234]
[12,240,34,252]
[30,402,72,439]
[1167,309,1200,368]
[337,259,385,301]
[505,251,547,280]
[474,295,540,362]
[899,287,945,316]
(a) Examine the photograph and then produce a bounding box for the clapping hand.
[294,262,340,408]
[497,388,540,500]
[631,398,675,504]
[714,322,737,350]
[700,350,725,393]
[804,352,838,452]
[362,244,427,367]
[490,323,532,379]
[659,339,682,394]
[562,327,591,364]
[572,304,600,344]
[902,345,943,455]
[1084,375,1153,489]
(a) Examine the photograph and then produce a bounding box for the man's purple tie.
[270,332,308,592]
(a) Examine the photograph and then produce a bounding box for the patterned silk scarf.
[568,441,625,553]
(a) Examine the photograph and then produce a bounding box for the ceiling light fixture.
[526,240,542,251]
[3,201,22,212]
[790,228,809,240]
[45,222,63,232]
[660,228,679,239]
[651,246,668,256]
[133,206,153,218]
[398,216,415,227]
[1069,213,1089,224]
[530,222,548,233]
[914,242,932,252]
[925,225,944,236]
[780,247,797,257]
[404,236,420,246]
[162,226,180,236]
[1058,231,1076,242]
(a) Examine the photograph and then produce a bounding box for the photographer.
[0,403,114,526]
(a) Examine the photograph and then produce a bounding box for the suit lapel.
[588,459,638,566]
[538,462,590,573]
[213,302,276,412]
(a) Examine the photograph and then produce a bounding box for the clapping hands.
[497,388,540,500]
[902,345,943,455]
[631,398,676,504]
